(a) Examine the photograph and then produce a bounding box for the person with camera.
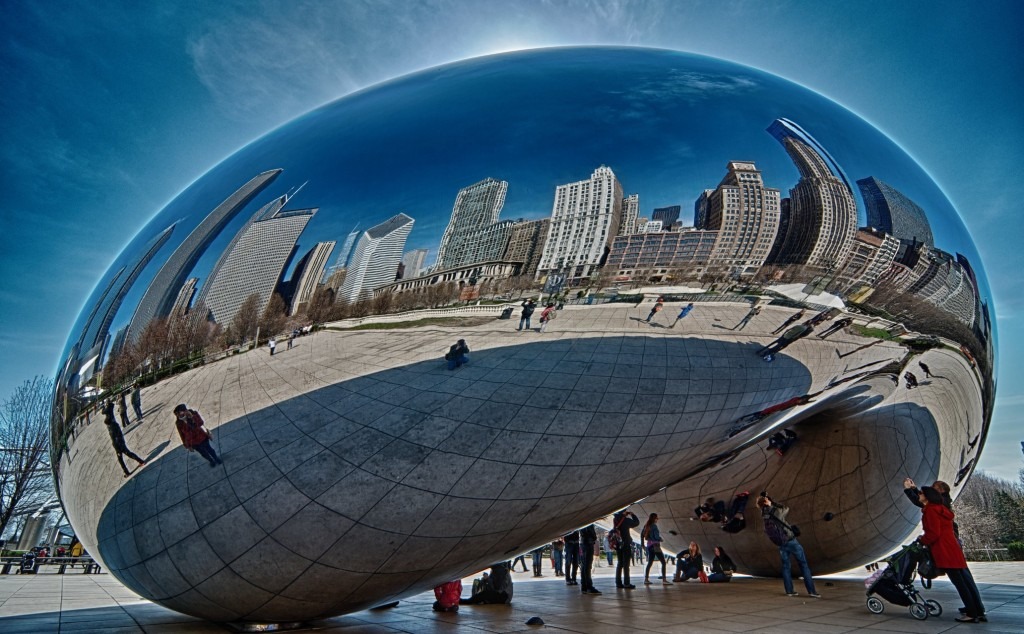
[612,510,640,589]
[757,492,820,598]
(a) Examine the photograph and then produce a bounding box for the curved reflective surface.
[51,47,995,622]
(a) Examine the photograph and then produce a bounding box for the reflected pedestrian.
[733,305,762,330]
[445,339,469,370]
[904,371,919,389]
[268,337,276,356]
[918,361,934,378]
[772,309,805,334]
[131,384,143,421]
[518,299,536,331]
[104,401,145,477]
[539,303,556,332]
[645,299,664,323]
[672,303,694,328]
[118,392,130,428]
[758,323,814,359]
[173,404,222,467]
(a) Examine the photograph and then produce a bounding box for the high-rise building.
[338,213,415,304]
[126,169,281,342]
[401,249,429,279]
[642,220,664,233]
[289,241,336,316]
[203,207,317,325]
[766,119,858,270]
[834,228,900,290]
[435,178,509,270]
[702,161,781,275]
[605,229,719,281]
[170,278,199,319]
[503,218,549,278]
[693,190,714,229]
[857,177,934,246]
[652,205,681,226]
[79,223,175,359]
[619,194,640,236]
[537,165,623,281]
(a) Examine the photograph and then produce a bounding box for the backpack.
[607,528,621,551]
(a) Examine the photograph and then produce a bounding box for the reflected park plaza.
[50,48,995,624]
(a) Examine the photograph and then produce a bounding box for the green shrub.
[1007,541,1024,561]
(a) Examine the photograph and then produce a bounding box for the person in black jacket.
[580,524,601,594]
[564,529,580,586]
[673,541,704,582]
[103,401,145,477]
[708,546,736,582]
[460,562,513,605]
[445,339,469,370]
[518,300,536,331]
[613,510,641,589]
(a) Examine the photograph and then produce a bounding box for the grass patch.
[850,324,895,340]
[328,316,497,331]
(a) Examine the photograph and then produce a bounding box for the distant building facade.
[619,193,640,236]
[538,165,623,281]
[857,176,934,246]
[338,213,415,304]
[652,205,681,226]
[702,161,781,275]
[289,241,336,316]
[503,218,549,278]
[203,206,317,324]
[127,169,281,342]
[766,119,858,270]
[401,248,429,279]
[435,178,510,270]
[605,228,719,281]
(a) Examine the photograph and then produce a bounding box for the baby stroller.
[865,542,941,620]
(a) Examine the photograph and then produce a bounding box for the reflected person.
[103,401,145,477]
[173,404,223,467]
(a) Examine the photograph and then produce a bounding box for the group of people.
[758,307,847,362]
[517,299,558,332]
[103,400,223,477]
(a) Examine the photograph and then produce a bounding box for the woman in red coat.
[918,486,984,622]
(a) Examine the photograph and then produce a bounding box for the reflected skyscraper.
[203,207,317,324]
[766,119,858,270]
[538,165,623,281]
[289,241,336,316]
[619,193,640,235]
[435,178,510,270]
[401,248,429,279]
[703,161,781,274]
[126,170,281,341]
[652,204,681,227]
[338,213,415,304]
[857,176,934,246]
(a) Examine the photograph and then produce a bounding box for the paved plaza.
[1,561,1022,633]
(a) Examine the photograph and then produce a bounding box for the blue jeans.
[447,354,467,370]
[518,316,531,330]
[553,548,563,574]
[194,439,221,466]
[779,539,816,594]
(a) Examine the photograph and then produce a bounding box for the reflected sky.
[62,47,994,365]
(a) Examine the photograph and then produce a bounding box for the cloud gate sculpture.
[52,47,996,623]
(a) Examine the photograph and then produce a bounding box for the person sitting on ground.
[432,579,462,612]
[460,562,513,605]
[673,541,704,582]
[708,546,736,582]
[445,339,470,370]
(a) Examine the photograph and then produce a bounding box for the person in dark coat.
[517,300,536,331]
[130,385,144,420]
[580,524,601,594]
[563,529,580,586]
[772,309,805,334]
[460,562,513,605]
[174,404,222,467]
[672,541,704,581]
[919,486,985,622]
[613,510,640,588]
[117,392,131,428]
[708,546,736,582]
[446,339,469,370]
[758,323,814,359]
[103,401,145,477]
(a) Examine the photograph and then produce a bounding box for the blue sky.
[2,0,1022,479]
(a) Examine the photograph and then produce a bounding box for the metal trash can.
[20,552,38,574]
[499,307,514,320]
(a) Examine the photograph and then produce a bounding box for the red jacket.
[919,503,966,569]
[433,579,462,608]
[175,409,210,449]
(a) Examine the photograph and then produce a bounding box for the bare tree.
[232,294,262,343]
[259,293,288,337]
[0,376,54,540]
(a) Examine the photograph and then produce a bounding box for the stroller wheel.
[925,599,942,617]
[910,602,929,620]
[866,596,884,614]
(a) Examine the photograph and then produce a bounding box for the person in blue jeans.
[758,494,820,597]
[445,339,469,370]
